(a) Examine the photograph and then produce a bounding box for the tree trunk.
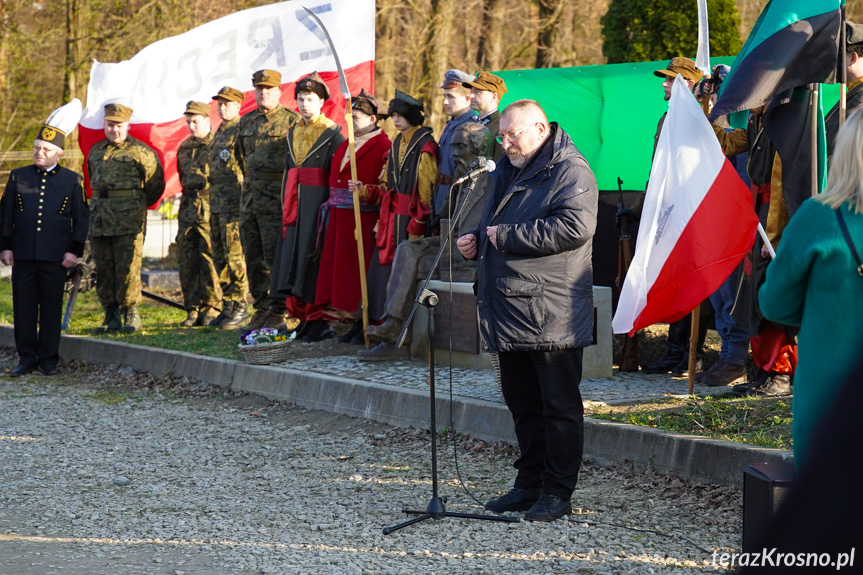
[535,0,567,69]
[63,0,82,103]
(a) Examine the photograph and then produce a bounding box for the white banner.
[80,0,375,128]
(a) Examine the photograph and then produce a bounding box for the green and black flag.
[710,0,844,128]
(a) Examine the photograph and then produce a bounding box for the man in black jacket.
[457,99,598,522]
[0,100,89,376]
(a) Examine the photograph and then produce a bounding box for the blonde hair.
[819,107,863,214]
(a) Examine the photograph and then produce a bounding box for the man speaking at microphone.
[457,99,597,521]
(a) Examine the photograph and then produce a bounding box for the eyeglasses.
[495,124,533,144]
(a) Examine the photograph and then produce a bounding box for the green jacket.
[88,136,165,237]
[177,132,213,195]
[236,105,299,215]
[208,117,243,215]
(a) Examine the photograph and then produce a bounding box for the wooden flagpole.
[345,104,371,349]
[688,305,700,395]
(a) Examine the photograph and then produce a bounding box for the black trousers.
[498,348,584,500]
[666,312,710,359]
[12,260,67,370]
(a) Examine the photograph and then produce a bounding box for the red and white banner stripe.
[613,76,758,336]
[79,0,375,202]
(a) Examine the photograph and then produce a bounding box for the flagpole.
[840,5,848,128]
[811,83,819,197]
[687,305,699,395]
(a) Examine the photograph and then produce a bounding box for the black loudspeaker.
[742,461,797,553]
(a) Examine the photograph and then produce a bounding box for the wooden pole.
[688,304,700,395]
[840,6,848,128]
[345,102,370,348]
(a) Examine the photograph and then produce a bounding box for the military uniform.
[88,120,165,332]
[208,114,248,315]
[236,103,298,318]
[176,126,220,322]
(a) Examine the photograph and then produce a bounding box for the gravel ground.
[0,352,741,574]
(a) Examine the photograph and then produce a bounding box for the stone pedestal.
[410,281,613,378]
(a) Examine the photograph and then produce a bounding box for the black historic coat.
[271,122,344,303]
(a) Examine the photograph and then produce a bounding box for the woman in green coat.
[759,108,863,468]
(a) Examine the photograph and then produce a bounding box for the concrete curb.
[1,326,793,486]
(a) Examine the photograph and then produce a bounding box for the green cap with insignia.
[36,98,83,149]
[184,101,210,116]
[252,69,281,88]
[213,86,244,103]
[847,21,863,46]
[104,103,133,122]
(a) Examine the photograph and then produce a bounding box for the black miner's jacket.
[473,123,598,353]
[0,165,89,261]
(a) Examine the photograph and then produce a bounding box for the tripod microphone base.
[382,497,519,534]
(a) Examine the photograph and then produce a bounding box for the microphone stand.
[382,170,519,535]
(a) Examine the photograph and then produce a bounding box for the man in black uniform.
[0,100,89,376]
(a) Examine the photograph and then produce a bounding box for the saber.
[303,6,370,348]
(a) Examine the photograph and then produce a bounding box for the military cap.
[352,88,387,119]
[440,69,475,89]
[462,71,508,100]
[295,71,330,101]
[213,86,244,103]
[104,103,133,122]
[36,98,83,149]
[252,69,281,88]
[388,90,425,126]
[654,57,703,84]
[184,101,210,117]
[847,21,863,46]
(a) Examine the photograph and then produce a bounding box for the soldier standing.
[235,69,299,331]
[88,103,165,334]
[176,101,221,327]
[208,86,249,329]
[0,100,89,376]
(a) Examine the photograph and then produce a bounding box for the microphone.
[453,159,496,185]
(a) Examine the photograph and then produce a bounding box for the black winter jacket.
[473,123,598,352]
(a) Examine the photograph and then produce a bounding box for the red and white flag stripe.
[612,75,758,336]
[79,0,375,202]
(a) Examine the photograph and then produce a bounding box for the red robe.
[314,129,391,312]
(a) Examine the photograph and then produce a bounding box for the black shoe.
[751,373,792,397]
[671,356,703,377]
[524,492,572,522]
[219,302,249,330]
[337,322,363,344]
[356,341,411,362]
[484,488,541,513]
[302,321,334,343]
[641,355,682,374]
[732,369,770,396]
[39,365,60,376]
[10,363,37,377]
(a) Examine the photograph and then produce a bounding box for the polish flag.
[612,75,758,336]
[78,0,375,204]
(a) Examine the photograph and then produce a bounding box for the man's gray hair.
[502,99,549,127]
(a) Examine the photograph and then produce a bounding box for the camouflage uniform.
[176,131,220,314]
[88,136,165,311]
[236,104,299,314]
[208,116,248,307]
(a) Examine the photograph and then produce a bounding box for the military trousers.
[177,196,220,311]
[210,212,248,305]
[91,231,144,308]
[239,211,285,314]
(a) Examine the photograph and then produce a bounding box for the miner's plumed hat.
[36,98,83,149]
[213,86,244,103]
[103,103,133,123]
[388,90,425,126]
[653,57,703,84]
[184,101,211,117]
[352,89,387,120]
[295,71,330,101]
[252,69,281,88]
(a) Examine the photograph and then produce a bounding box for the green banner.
[494,59,840,193]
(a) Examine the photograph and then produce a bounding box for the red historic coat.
[314,128,391,312]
